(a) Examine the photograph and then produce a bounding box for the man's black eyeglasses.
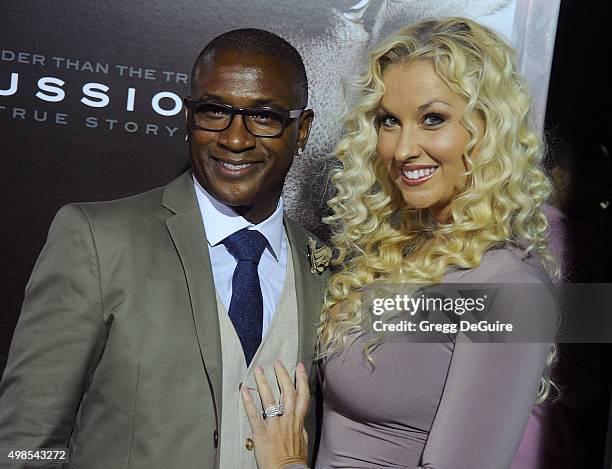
[184,98,305,138]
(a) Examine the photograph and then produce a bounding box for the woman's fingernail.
[297,362,305,370]
[255,365,264,374]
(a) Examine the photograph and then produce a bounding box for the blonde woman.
[242,17,557,469]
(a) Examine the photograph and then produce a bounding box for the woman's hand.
[241,360,311,469]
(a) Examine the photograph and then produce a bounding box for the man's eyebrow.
[197,92,225,102]
[248,98,286,108]
[196,93,285,108]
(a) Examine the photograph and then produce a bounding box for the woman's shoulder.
[443,243,551,284]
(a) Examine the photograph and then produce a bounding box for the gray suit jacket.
[0,171,329,468]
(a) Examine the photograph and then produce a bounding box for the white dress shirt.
[192,175,288,338]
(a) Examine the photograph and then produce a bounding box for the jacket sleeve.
[0,204,107,457]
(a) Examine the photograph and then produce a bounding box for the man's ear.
[296,109,314,152]
[183,96,190,128]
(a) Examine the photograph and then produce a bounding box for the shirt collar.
[192,175,284,260]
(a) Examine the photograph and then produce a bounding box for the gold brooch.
[307,237,332,274]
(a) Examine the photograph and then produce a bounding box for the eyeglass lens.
[192,103,285,137]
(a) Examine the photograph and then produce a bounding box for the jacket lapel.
[284,218,328,375]
[162,171,223,426]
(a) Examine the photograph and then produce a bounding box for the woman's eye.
[378,115,398,128]
[423,113,445,126]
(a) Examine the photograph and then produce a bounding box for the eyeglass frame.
[184,97,306,138]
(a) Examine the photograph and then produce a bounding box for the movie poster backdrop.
[0,0,559,370]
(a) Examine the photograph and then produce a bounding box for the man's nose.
[217,114,257,152]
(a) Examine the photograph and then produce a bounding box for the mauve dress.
[288,245,554,469]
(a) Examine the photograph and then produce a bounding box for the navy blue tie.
[222,228,268,366]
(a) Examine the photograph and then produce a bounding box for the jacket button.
[245,438,254,451]
[214,430,218,448]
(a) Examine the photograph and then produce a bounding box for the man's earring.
[296,147,303,155]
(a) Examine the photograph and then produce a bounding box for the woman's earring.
[296,148,303,155]
[185,133,189,142]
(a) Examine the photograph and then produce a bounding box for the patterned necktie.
[221,228,268,366]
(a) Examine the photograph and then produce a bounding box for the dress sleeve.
[0,204,108,455]
[418,272,556,469]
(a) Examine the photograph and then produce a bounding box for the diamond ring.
[262,403,285,419]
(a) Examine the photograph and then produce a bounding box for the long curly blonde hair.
[318,17,558,402]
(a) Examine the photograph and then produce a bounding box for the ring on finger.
[262,404,285,419]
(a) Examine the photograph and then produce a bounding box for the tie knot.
[222,228,268,263]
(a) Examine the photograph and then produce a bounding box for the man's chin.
[207,186,257,209]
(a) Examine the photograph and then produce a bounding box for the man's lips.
[211,155,263,177]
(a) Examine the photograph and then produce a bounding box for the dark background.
[542,2,612,467]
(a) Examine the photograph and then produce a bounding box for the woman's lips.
[399,165,438,186]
